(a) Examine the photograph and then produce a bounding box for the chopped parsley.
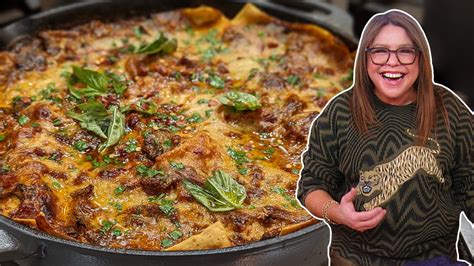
[51,180,62,190]
[169,230,182,240]
[238,168,248,175]
[186,113,203,123]
[1,164,10,173]
[74,140,88,152]
[263,147,275,158]
[272,187,299,208]
[110,201,123,212]
[161,238,173,248]
[49,153,60,162]
[18,115,29,126]
[52,118,62,127]
[162,139,173,148]
[114,185,125,195]
[112,228,122,237]
[286,75,300,86]
[124,139,138,153]
[313,72,327,79]
[169,161,184,170]
[39,83,59,101]
[136,165,165,178]
[227,147,250,166]
[208,74,225,89]
[148,194,175,216]
[100,220,115,235]
[247,68,259,80]
[0,135,5,141]
[197,99,210,104]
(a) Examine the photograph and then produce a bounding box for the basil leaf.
[134,33,177,55]
[67,83,105,99]
[218,91,261,111]
[205,170,246,208]
[72,66,108,93]
[67,100,109,138]
[182,179,234,212]
[182,170,247,212]
[76,101,108,117]
[67,111,107,139]
[99,106,125,152]
[106,72,128,95]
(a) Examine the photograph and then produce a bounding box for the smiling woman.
[297,9,473,265]
[366,24,419,106]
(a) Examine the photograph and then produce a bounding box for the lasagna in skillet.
[0,4,353,250]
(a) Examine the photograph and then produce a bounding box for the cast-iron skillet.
[0,1,357,265]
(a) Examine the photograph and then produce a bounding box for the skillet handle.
[0,229,42,262]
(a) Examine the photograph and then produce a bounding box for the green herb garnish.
[134,32,177,55]
[112,228,122,236]
[227,147,250,165]
[163,139,173,148]
[169,230,182,240]
[161,238,173,248]
[208,74,225,89]
[124,139,138,153]
[186,113,203,123]
[136,165,164,178]
[67,100,109,138]
[183,170,247,212]
[218,91,261,111]
[52,118,62,127]
[106,72,128,95]
[98,106,126,152]
[114,185,125,195]
[74,140,88,152]
[51,181,62,190]
[272,186,299,208]
[18,115,29,126]
[67,66,127,98]
[133,26,143,39]
[286,75,300,86]
[68,66,107,98]
[169,161,184,170]
[147,194,175,216]
[100,220,115,235]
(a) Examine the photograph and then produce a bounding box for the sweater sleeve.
[450,96,473,222]
[296,97,346,206]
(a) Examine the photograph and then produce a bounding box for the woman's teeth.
[382,73,403,79]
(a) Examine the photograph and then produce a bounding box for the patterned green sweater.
[297,85,473,265]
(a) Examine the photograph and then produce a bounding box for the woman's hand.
[333,187,387,232]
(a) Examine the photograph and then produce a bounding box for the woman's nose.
[386,51,400,66]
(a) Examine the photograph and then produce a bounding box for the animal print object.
[357,129,444,210]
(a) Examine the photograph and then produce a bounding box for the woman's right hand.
[333,187,387,232]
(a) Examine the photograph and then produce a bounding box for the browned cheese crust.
[0,4,353,250]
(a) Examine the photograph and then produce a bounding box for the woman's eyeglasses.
[365,47,419,65]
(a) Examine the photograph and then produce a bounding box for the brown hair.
[350,10,448,145]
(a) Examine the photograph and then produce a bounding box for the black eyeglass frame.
[365,47,420,65]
